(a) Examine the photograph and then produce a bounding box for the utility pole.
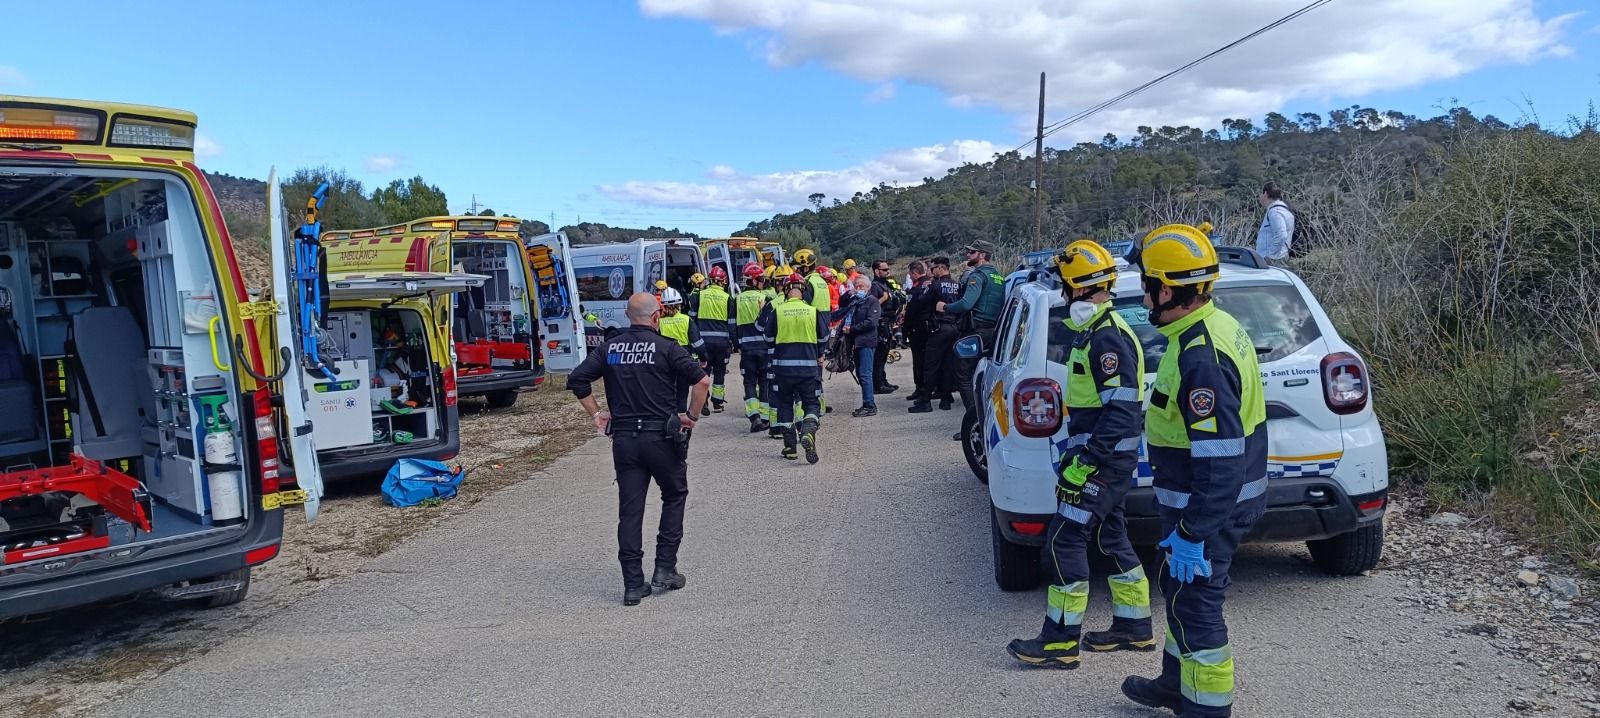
[1033,71,1046,253]
[467,194,482,215]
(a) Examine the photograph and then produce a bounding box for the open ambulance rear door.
[266,170,324,520]
[525,232,585,372]
[701,241,738,295]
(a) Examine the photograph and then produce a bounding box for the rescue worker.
[761,265,796,439]
[757,270,828,464]
[735,263,774,432]
[1006,240,1152,668]
[1121,222,1267,718]
[568,292,710,606]
[692,266,736,414]
[658,287,703,413]
[842,257,860,286]
[938,239,1007,426]
[921,256,963,411]
[792,249,832,415]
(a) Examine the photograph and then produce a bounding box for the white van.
[569,238,709,346]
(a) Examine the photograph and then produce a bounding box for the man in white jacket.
[1256,182,1295,264]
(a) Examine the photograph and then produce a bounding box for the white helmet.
[661,287,684,306]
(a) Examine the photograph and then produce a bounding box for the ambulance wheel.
[962,409,987,484]
[992,509,1042,592]
[200,568,252,609]
[484,389,519,409]
[1307,520,1384,576]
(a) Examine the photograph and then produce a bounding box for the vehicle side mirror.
[954,334,986,359]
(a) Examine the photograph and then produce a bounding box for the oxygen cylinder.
[196,394,244,525]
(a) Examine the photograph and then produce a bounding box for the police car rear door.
[525,232,586,371]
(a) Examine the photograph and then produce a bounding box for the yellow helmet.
[792,248,816,269]
[1056,240,1117,290]
[762,265,776,279]
[690,272,706,286]
[654,279,669,291]
[1139,222,1218,287]
[770,264,795,282]
[842,258,856,270]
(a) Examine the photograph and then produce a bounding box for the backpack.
[1280,203,1310,258]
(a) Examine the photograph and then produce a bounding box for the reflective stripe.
[1099,387,1139,403]
[1047,582,1089,627]
[1180,644,1236,708]
[1064,432,1091,449]
[1237,476,1268,502]
[1165,629,1182,658]
[1057,502,1094,524]
[1155,487,1191,508]
[700,330,731,338]
[738,335,766,344]
[1114,436,1141,452]
[1191,437,1244,457]
[1107,565,1151,619]
[772,359,815,367]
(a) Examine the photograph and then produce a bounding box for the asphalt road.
[87,359,1544,718]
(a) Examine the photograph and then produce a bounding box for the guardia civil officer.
[691,266,737,413]
[757,267,828,463]
[1007,240,1152,669]
[568,292,711,606]
[735,262,773,433]
[938,238,1006,424]
[1121,222,1267,718]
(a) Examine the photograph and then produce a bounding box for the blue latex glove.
[1158,529,1213,584]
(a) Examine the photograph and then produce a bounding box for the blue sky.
[2,1,1595,235]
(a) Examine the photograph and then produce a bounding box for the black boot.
[1085,626,1158,652]
[623,584,653,606]
[748,416,766,433]
[651,567,686,592]
[908,400,933,413]
[939,397,953,410]
[1006,618,1081,669]
[768,426,784,440]
[799,419,820,465]
[782,428,799,460]
[906,390,927,401]
[1121,676,1184,713]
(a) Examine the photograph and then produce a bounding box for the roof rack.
[1213,245,1267,270]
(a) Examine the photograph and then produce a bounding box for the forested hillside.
[734,106,1543,264]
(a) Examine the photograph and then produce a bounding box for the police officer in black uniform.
[569,292,711,606]
[921,256,963,411]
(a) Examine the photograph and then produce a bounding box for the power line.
[1011,0,1334,154]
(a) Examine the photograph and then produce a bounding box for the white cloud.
[707,164,738,178]
[364,155,399,172]
[600,139,999,211]
[641,0,1577,141]
[865,81,897,103]
[194,134,222,158]
[0,65,26,90]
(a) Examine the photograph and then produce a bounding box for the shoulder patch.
[1099,352,1119,375]
[1188,388,1216,417]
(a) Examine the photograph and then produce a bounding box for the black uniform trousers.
[1044,484,1149,641]
[772,371,822,429]
[956,320,998,412]
[1158,513,1250,718]
[905,327,929,395]
[923,319,961,400]
[612,428,688,590]
[740,348,769,416]
[703,342,731,405]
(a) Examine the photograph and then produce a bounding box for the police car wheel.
[1307,520,1384,576]
[992,509,1042,592]
[961,409,988,484]
[484,389,519,410]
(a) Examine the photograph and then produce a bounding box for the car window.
[1004,300,1031,365]
[991,298,1018,359]
[1064,284,1323,368]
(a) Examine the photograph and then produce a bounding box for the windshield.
[1047,284,1322,367]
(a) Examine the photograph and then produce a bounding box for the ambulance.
[700,237,786,279]
[313,224,484,481]
[326,217,540,409]
[523,231,585,372]
[568,238,709,346]
[0,96,322,619]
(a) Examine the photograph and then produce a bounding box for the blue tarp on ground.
[381,459,465,507]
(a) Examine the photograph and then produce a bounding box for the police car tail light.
[443,367,459,407]
[1321,352,1368,415]
[1013,378,1062,438]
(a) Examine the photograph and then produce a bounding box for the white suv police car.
[962,247,1387,590]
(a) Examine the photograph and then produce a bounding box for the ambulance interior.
[0,169,251,565]
[313,307,440,452]
[453,238,533,370]
[661,244,703,297]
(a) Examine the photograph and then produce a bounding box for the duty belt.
[609,417,670,433]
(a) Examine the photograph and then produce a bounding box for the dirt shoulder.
[0,378,596,718]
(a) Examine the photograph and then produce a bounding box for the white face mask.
[1069,301,1099,327]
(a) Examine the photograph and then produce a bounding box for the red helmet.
[817,266,835,281]
[741,262,764,280]
[709,266,728,283]
[782,272,807,289]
